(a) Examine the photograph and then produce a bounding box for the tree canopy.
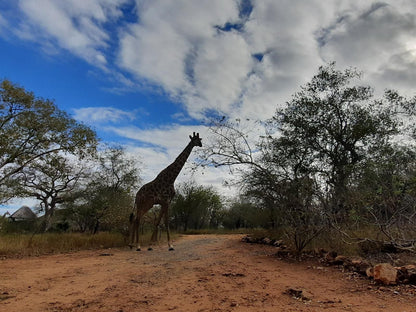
[170,182,223,231]
[0,79,97,202]
[199,63,416,252]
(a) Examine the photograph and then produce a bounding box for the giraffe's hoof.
[147,247,153,251]
[169,247,175,251]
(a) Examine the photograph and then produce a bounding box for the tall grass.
[244,225,400,257]
[0,232,126,257]
[0,230,182,257]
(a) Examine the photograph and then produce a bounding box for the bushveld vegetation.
[1,62,416,257]
[199,63,416,254]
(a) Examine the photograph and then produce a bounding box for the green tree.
[14,153,87,232]
[199,63,411,252]
[383,90,416,139]
[68,147,141,233]
[171,182,223,231]
[241,138,324,252]
[271,63,398,219]
[351,145,416,245]
[222,198,269,229]
[0,79,97,203]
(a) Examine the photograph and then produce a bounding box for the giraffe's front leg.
[163,205,174,251]
[134,217,141,251]
[148,209,164,251]
[129,213,141,251]
[135,230,141,251]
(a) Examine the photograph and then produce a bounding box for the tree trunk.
[42,207,54,232]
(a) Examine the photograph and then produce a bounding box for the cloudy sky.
[1,0,416,212]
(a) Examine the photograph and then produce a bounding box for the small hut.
[9,206,37,221]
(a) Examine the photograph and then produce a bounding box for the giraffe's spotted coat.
[130,133,202,250]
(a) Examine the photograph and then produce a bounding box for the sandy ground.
[1,234,415,312]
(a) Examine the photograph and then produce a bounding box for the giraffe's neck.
[156,142,194,184]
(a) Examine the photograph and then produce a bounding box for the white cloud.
[115,122,256,197]
[6,0,416,120]
[15,0,128,68]
[192,166,235,197]
[109,0,416,194]
[124,145,169,181]
[118,0,240,100]
[319,2,416,96]
[120,124,208,184]
[190,32,253,116]
[0,12,8,34]
[4,0,416,198]
[119,0,416,120]
[113,1,337,120]
[73,106,136,124]
[107,124,207,153]
[124,141,234,196]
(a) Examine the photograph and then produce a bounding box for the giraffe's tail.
[130,201,137,223]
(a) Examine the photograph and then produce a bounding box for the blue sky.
[1,0,416,214]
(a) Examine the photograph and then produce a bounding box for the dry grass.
[0,230,182,257]
[244,226,410,257]
[0,232,126,257]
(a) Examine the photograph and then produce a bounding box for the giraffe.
[129,132,202,251]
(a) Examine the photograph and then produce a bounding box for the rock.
[241,235,257,244]
[273,240,284,247]
[242,235,287,248]
[348,258,371,276]
[373,263,398,285]
[404,264,416,270]
[314,248,327,257]
[285,288,313,301]
[405,264,416,284]
[324,251,338,263]
[396,266,408,283]
[275,247,290,256]
[332,255,348,265]
[366,267,374,278]
[395,264,416,284]
[262,237,272,245]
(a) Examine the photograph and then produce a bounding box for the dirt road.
[1,234,415,312]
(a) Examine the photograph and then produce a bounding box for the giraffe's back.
[136,179,175,205]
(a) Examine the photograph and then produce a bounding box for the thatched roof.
[10,206,37,221]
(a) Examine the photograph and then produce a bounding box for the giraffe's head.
[189,132,202,147]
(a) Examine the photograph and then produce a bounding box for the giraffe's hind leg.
[148,208,164,250]
[162,203,174,251]
[128,213,139,250]
[130,210,142,251]
[136,217,142,251]
[134,217,141,251]
[134,200,155,251]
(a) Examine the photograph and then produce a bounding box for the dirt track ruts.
[1,234,415,312]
